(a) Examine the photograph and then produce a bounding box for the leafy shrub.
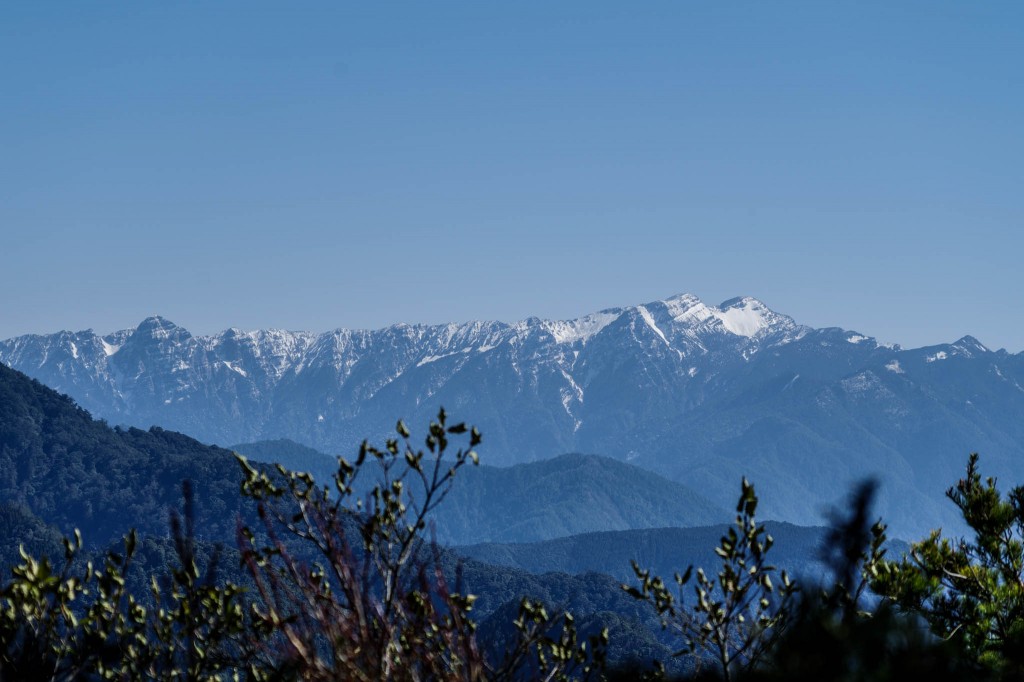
[872,453,1024,679]
[625,478,796,681]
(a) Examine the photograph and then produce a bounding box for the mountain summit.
[3,293,1023,538]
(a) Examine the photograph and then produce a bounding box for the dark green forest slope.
[0,364,249,546]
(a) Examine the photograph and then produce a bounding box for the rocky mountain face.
[4,293,1024,537]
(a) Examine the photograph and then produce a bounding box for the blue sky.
[2,2,1022,350]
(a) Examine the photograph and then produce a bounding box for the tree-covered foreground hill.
[0,363,249,545]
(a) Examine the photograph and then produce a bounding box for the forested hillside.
[0,364,249,546]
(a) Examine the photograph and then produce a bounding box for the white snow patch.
[847,335,868,344]
[417,353,456,367]
[560,391,573,412]
[885,360,905,374]
[317,414,325,422]
[164,399,172,404]
[925,351,948,363]
[559,375,584,432]
[69,342,78,359]
[476,344,497,353]
[101,340,121,356]
[637,306,670,347]
[841,372,880,394]
[782,374,800,391]
[952,338,989,357]
[663,294,715,324]
[417,348,471,366]
[713,300,770,337]
[560,370,584,405]
[545,311,619,344]
[688,367,698,377]
[995,366,1024,393]
[223,361,248,378]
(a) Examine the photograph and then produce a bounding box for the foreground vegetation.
[3,406,1024,680]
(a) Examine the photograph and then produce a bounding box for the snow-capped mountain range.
[4,293,1024,538]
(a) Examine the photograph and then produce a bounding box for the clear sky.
[2,2,1022,350]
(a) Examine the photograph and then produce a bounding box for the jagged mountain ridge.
[0,294,805,454]
[4,293,1024,537]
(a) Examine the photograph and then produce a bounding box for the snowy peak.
[912,336,993,364]
[656,293,800,340]
[135,315,178,331]
[541,310,622,345]
[713,297,777,337]
[951,336,990,357]
[661,293,716,325]
[131,316,190,342]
